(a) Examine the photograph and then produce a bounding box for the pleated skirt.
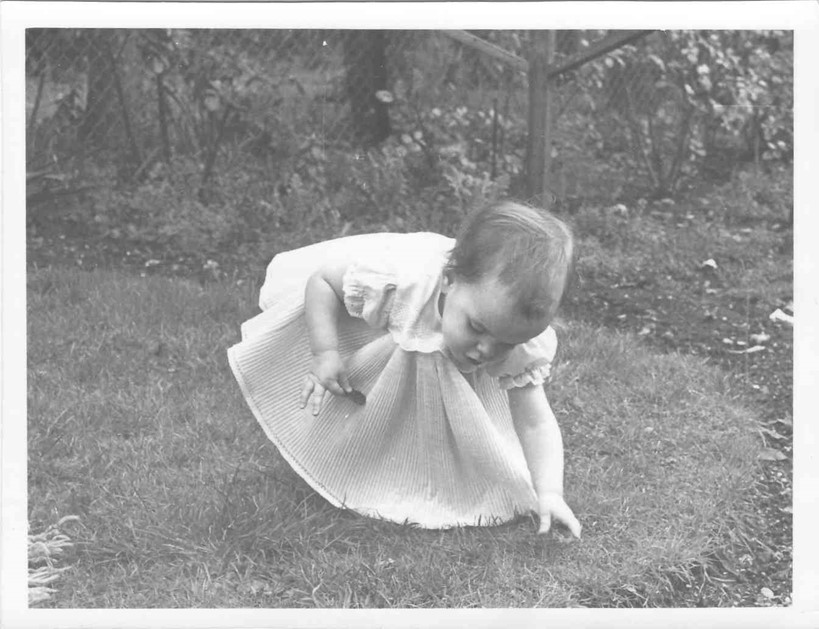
[227,256,537,529]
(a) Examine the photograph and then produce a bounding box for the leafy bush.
[705,163,793,227]
[28,29,792,250]
[85,128,515,257]
[26,30,508,255]
[90,160,242,253]
[576,30,792,197]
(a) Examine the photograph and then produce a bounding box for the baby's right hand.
[299,350,352,415]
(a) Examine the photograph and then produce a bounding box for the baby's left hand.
[537,492,582,538]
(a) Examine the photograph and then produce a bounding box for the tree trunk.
[80,31,143,159]
[343,30,391,147]
[80,30,119,147]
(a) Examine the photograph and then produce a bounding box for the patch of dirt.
[25,217,793,608]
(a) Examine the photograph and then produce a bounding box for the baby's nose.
[478,338,513,363]
[477,338,498,360]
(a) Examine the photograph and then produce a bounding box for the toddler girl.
[228,201,581,537]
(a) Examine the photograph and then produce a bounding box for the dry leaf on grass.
[769,309,794,326]
[758,448,787,462]
[726,345,766,354]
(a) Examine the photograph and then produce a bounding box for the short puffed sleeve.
[341,247,398,331]
[339,232,453,347]
[486,326,558,390]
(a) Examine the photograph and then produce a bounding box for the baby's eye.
[469,320,485,334]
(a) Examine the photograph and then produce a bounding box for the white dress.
[227,232,558,528]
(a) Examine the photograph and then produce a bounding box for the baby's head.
[440,201,574,372]
[448,200,574,321]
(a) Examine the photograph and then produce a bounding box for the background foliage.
[26,29,793,255]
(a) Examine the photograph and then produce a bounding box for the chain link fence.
[27,30,396,172]
[26,29,792,238]
[26,29,529,181]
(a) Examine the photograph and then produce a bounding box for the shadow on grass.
[27,267,760,608]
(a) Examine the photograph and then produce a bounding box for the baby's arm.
[508,383,581,537]
[299,258,354,415]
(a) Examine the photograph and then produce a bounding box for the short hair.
[446,200,574,322]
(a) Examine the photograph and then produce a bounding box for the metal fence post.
[526,30,556,207]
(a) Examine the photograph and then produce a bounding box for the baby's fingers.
[324,379,348,397]
[299,376,316,409]
[309,384,327,416]
[337,371,352,395]
[537,513,552,536]
[557,510,582,539]
[550,502,582,539]
[538,495,582,539]
[299,375,328,415]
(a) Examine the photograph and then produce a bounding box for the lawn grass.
[573,202,790,299]
[27,265,762,608]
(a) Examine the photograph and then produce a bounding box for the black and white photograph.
[2,1,817,627]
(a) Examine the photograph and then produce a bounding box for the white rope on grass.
[28,515,80,606]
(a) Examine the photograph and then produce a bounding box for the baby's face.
[439,273,548,373]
